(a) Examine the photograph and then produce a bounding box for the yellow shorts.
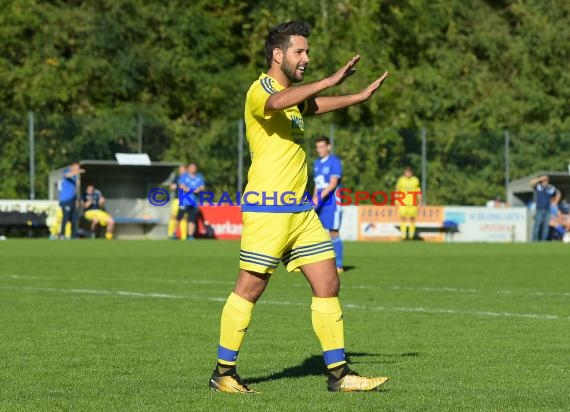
[399,206,418,219]
[84,210,113,227]
[240,209,335,274]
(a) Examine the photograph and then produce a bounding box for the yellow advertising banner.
[357,206,445,242]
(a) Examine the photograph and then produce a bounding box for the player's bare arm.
[264,55,365,115]
[529,175,548,187]
[64,168,85,178]
[313,176,340,205]
[305,70,389,116]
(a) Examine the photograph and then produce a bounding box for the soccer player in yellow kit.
[396,166,422,240]
[209,21,389,393]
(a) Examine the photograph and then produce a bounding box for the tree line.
[1,0,568,204]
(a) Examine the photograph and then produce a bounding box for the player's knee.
[323,276,340,297]
[314,273,340,297]
[234,270,270,303]
[329,230,339,238]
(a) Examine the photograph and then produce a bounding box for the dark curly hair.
[264,21,311,68]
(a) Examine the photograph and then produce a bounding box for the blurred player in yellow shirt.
[82,184,115,240]
[396,166,422,240]
[166,165,188,239]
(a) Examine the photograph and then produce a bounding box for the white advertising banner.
[336,206,528,242]
[443,207,528,242]
[0,199,59,214]
[339,205,358,240]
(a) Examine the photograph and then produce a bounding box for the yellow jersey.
[242,73,310,212]
[395,175,421,206]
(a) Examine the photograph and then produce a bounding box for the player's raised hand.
[358,71,389,102]
[326,55,361,87]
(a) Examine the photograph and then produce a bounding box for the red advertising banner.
[199,206,242,240]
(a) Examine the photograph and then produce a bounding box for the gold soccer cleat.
[328,371,389,392]
[209,370,257,394]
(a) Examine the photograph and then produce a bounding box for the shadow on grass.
[247,352,419,384]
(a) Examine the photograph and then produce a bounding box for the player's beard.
[282,58,305,83]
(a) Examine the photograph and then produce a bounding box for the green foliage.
[1,0,568,202]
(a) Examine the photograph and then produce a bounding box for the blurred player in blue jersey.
[313,136,344,273]
[58,161,84,239]
[178,163,205,240]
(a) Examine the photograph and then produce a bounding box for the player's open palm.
[328,55,361,87]
[359,71,389,102]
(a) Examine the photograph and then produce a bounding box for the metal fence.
[1,111,569,205]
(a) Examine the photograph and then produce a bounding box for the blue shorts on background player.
[313,136,343,272]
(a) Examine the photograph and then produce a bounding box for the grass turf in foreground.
[0,240,568,411]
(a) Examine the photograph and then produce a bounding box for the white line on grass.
[159,278,569,298]
[4,274,570,298]
[343,303,561,320]
[0,286,186,299]
[1,274,55,281]
[0,285,565,321]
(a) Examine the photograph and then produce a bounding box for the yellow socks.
[179,219,188,240]
[217,295,347,370]
[105,232,113,240]
[311,297,346,369]
[217,292,254,366]
[409,221,416,239]
[400,221,408,239]
[167,217,177,238]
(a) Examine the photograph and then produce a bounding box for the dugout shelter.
[507,171,570,207]
[48,159,180,238]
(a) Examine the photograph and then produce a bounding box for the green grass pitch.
[0,240,568,411]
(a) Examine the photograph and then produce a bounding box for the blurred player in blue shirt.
[313,136,344,272]
[178,163,206,240]
[58,161,84,239]
[530,175,559,241]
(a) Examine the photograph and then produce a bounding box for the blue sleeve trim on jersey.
[241,203,313,213]
[260,77,278,94]
[217,345,239,363]
[323,348,346,366]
